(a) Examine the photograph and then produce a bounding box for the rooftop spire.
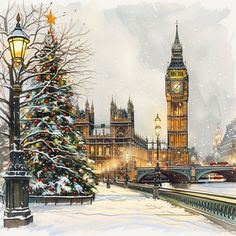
[128,96,131,104]
[85,99,89,108]
[174,20,180,44]
[91,102,94,113]
[168,22,185,69]
[171,21,182,57]
[111,96,115,106]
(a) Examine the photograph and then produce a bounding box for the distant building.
[75,98,150,180]
[213,124,223,151]
[218,119,236,164]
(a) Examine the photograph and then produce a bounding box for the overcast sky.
[2,0,236,157]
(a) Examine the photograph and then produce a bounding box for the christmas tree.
[21,10,96,196]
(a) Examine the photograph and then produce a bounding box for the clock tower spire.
[165,22,189,165]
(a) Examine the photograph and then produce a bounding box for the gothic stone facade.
[75,99,149,180]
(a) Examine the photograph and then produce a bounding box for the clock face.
[171,81,183,94]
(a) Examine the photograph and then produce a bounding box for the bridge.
[124,182,236,230]
[137,165,236,183]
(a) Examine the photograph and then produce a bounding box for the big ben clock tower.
[165,23,189,165]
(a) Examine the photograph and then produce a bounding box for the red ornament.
[45,99,49,104]
[26,94,30,99]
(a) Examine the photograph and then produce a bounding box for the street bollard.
[106,179,110,188]
[153,186,159,199]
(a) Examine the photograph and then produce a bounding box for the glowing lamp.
[155,113,161,138]
[8,13,30,64]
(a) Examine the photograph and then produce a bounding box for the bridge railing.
[125,182,236,229]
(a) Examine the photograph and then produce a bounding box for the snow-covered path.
[0,183,235,236]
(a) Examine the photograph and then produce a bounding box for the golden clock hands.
[174,83,181,92]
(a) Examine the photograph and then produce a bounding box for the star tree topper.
[46,10,56,26]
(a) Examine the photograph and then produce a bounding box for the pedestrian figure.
[124,174,129,188]
[106,178,110,188]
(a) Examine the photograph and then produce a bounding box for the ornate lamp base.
[4,215,33,228]
[3,167,33,228]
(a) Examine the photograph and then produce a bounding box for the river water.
[162,182,236,197]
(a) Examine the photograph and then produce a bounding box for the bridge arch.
[162,169,191,183]
[138,169,191,183]
[196,167,235,181]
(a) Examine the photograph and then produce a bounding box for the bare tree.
[0,1,93,152]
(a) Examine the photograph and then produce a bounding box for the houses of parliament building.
[75,98,153,180]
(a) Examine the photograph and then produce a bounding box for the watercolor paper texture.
[1,0,236,235]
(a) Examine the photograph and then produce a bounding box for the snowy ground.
[0,183,235,236]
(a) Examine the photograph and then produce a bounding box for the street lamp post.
[113,161,117,183]
[190,156,196,183]
[3,13,33,228]
[124,154,129,188]
[155,114,161,163]
[153,114,161,199]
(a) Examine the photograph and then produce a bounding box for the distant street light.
[3,13,33,228]
[154,114,161,187]
[125,154,129,187]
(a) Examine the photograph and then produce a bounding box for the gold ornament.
[54,139,59,145]
[36,143,41,148]
[59,80,65,86]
